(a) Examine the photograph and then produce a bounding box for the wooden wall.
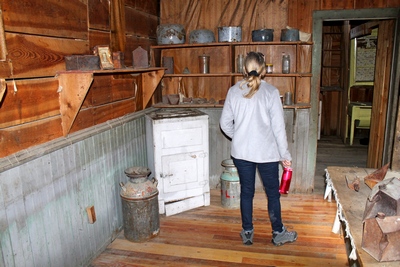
[1,0,399,159]
[287,0,399,33]
[0,0,159,158]
[160,0,289,41]
[0,112,150,267]
[0,0,398,172]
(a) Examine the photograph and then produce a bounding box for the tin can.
[237,55,244,73]
[199,54,210,73]
[279,167,292,194]
[284,92,292,105]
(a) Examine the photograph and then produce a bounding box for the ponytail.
[240,52,266,98]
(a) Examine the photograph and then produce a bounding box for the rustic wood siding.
[0,78,59,128]
[88,0,111,31]
[367,20,395,168]
[1,0,88,39]
[125,0,158,15]
[160,0,288,42]
[2,0,398,159]
[0,0,159,159]
[0,113,148,267]
[5,33,89,78]
[320,90,342,136]
[1,1,400,266]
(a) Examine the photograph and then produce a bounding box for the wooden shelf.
[150,42,313,107]
[57,67,165,136]
[163,73,312,77]
[150,41,313,49]
[153,103,311,109]
[57,67,164,75]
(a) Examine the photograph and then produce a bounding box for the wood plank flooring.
[314,135,368,194]
[90,190,348,266]
[90,136,367,266]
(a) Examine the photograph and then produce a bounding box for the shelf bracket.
[139,69,164,109]
[57,72,93,136]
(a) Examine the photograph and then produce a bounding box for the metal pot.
[280,29,300,41]
[218,26,242,42]
[189,29,215,44]
[156,24,186,45]
[252,29,274,42]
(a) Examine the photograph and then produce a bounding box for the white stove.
[145,109,210,216]
[147,108,206,119]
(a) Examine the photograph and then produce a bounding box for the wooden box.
[65,55,100,71]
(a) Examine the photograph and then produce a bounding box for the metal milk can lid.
[120,167,158,200]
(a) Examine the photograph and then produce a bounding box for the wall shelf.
[153,103,311,109]
[163,73,313,78]
[151,41,313,49]
[150,42,313,106]
[57,67,164,136]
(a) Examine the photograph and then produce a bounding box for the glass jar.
[236,54,244,73]
[266,64,273,74]
[282,54,290,74]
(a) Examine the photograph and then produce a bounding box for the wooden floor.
[90,193,348,266]
[314,135,368,194]
[90,136,368,267]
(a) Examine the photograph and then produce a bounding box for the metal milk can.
[120,166,160,242]
[220,159,240,209]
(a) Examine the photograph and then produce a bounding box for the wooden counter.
[325,166,400,267]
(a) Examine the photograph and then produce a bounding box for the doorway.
[320,21,375,146]
[311,8,400,175]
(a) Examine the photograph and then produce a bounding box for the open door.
[367,20,395,168]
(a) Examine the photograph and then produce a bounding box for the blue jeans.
[232,158,283,232]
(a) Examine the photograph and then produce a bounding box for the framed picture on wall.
[350,37,377,84]
[349,30,378,88]
[94,45,114,70]
[354,36,377,83]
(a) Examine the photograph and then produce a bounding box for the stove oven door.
[146,113,210,216]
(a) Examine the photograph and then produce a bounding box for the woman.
[219,51,297,246]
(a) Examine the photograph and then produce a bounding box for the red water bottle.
[279,167,292,194]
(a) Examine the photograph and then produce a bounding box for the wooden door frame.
[310,8,400,173]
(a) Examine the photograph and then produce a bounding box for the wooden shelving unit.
[150,41,313,107]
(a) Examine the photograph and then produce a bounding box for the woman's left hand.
[282,160,291,168]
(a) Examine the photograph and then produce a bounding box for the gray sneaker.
[272,226,297,246]
[240,229,254,245]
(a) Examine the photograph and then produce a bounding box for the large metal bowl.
[156,24,186,45]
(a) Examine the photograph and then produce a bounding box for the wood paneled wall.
[0,0,159,158]
[160,0,289,41]
[0,112,150,267]
[1,0,399,160]
[287,0,399,33]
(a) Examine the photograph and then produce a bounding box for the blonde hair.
[240,52,266,98]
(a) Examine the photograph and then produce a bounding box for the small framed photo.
[94,45,114,70]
